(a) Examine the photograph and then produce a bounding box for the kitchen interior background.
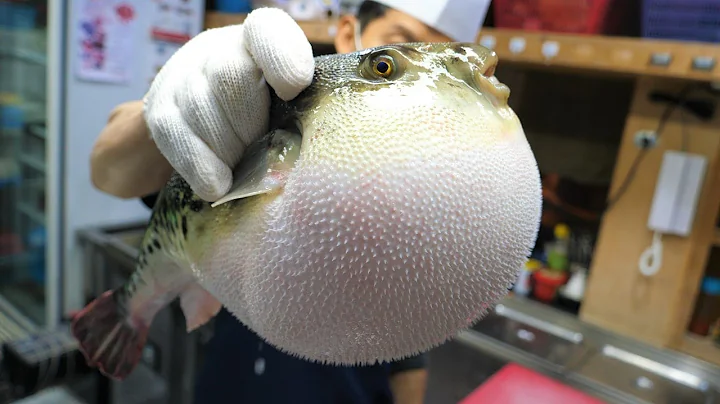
[0,0,719,403]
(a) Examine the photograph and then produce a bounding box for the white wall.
[62,2,157,314]
[61,1,206,315]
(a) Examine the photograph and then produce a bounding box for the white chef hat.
[371,0,491,42]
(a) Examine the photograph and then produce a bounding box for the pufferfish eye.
[372,55,395,78]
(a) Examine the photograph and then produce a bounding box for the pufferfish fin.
[211,129,302,208]
[179,282,222,332]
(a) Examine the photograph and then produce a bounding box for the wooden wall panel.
[580,77,720,349]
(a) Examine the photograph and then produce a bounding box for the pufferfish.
[71,42,542,380]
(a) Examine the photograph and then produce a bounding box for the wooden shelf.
[205,11,336,44]
[205,10,245,28]
[713,228,720,247]
[205,11,720,81]
[678,334,720,367]
[479,29,720,82]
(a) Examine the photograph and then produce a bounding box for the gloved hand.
[143,8,315,202]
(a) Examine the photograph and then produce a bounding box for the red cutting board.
[460,363,607,404]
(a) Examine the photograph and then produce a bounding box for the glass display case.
[0,0,62,328]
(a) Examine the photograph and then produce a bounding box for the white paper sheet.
[74,0,139,84]
[146,0,204,84]
[150,0,203,43]
[146,39,182,86]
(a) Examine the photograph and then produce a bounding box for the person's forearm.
[90,100,174,199]
[390,368,428,404]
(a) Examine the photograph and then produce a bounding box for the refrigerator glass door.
[0,0,50,326]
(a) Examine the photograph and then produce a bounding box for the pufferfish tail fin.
[70,288,147,380]
[71,282,222,380]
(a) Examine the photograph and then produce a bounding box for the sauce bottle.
[688,277,720,336]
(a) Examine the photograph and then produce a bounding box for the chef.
[90,1,490,403]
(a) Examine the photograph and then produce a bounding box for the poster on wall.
[147,39,183,85]
[147,0,204,85]
[74,0,138,84]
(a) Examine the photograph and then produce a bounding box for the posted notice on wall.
[146,0,204,85]
[74,0,138,84]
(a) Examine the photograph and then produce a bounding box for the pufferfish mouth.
[473,60,510,106]
[452,44,511,107]
[487,75,510,95]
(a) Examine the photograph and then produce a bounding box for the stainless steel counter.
[77,222,720,404]
[456,296,720,403]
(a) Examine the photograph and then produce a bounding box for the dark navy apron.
[193,308,395,404]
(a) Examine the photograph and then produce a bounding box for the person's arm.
[388,353,429,404]
[90,100,174,199]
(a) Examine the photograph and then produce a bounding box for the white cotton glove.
[143,8,315,202]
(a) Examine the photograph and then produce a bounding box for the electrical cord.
[639,231,663,277]
[626,90,685,278]
[604,84,713,277]
[604,83,699,212]
[680,103,689,152]
[604,83,719,212]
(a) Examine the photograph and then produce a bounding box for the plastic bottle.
[27,226,46,284]
[0,93,23,188]
[0,93,24,143]
[688,277,720,336]
[546,223,570,271]
[514,259,541,296]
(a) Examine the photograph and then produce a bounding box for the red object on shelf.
[0,233,23,256]
[493,0,619,34]
[461,363,607,404]
[533,269,568,302]
[688,277,720,337]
